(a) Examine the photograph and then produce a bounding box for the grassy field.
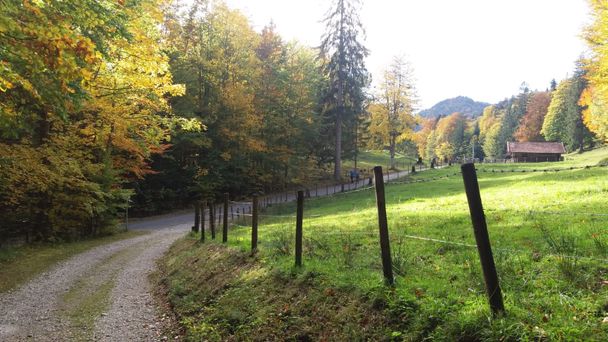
[161,147,608,341]
[0,230,146,293]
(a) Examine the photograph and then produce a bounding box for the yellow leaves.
[220,152,232,161]
[0,79,13,92]
[174,117,205,132]
[246,138,268,153]
[194,167,208,180]
[167,83,186,97]
[368,102,391,144]
[583,0,608,141]
[579,86,608,142]
[23,0,43,16]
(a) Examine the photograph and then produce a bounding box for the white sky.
[223,0,590,109]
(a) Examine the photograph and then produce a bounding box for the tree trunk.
[389,136,396,169]
[35,110,50,146]
[34,109,51,241]
[334,110,342,180]
[354,122,358,170]
[334,1,345,181]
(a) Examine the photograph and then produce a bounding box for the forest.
[1,0,608,243]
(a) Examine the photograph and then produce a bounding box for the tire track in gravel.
[0,224,186,341]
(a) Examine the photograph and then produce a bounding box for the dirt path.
[0,225,186,341]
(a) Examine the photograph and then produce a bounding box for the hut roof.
[507,142,566,154]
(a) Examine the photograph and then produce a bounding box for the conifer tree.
[320,0,370,180]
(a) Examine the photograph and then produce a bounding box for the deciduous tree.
[514,91,551,142]
[580,0,608,142]
[367,56,416,169]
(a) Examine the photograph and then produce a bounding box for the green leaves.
[542,67,591,152]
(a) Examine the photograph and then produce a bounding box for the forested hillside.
[419,96,489,118]
[415,71,597,162]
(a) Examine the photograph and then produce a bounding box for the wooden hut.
[506,142,566,162]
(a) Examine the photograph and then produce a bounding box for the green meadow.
[162,148,608,341]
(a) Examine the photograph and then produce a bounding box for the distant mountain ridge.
[419,96,490,118]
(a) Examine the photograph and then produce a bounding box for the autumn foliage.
[514,92,551,142]
[0,0,196,242]
[580,0,608,142]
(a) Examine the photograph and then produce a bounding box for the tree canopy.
[0,0,197,241]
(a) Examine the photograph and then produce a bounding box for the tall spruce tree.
[320,0,370,180]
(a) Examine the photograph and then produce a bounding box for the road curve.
[0,223,187,341]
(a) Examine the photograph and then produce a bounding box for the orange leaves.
[514,91,551,142]
[22,0,43,16]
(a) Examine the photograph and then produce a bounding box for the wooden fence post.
[193,204,200,233]
[461,163,505,316]
[295,190,304,267]
[209,203,215,239]
[200,202,206,242]
[218,205,222,226]
[373,166,394,286]
[223,193,229,243]
[252,196,258,253]
[215,205,219,227]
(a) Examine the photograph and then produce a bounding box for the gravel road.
[0,221,188,341]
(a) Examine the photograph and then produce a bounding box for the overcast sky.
[222,0,590,109]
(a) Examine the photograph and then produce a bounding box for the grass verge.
[0,230,146,293]
[159,237,400,341]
